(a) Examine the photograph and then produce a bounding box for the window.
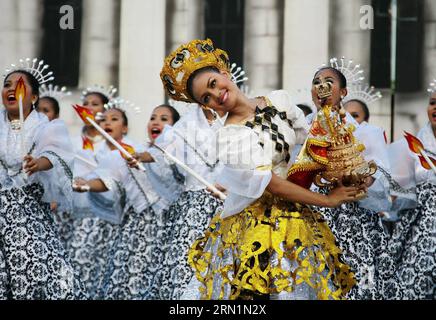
[204,0,245,69]
[40,0,83,87]
[370,0,423,92]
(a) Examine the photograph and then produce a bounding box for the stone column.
[79,0,120,87]
[423,0,436,87]
[282,0,330,92]
[244,0,284,96]
[166,0,204,52]
[328,0,394,138]
[0,0,43,69]
[329,0,371,71]
[118,0,167,141]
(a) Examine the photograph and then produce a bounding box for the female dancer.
[299,63,401,300]
[66,89,122,298]
[132,101,231,299]
[387,80,436,299]
[0,59,86,299]
[160,39,361,300]
[74,104,184,299]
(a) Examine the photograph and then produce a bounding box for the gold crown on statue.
[428,79,436,94]
[4,58,55,85]
[160,39,231,102]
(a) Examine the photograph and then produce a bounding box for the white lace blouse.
[216,90,309,218]
[0,109,74,211]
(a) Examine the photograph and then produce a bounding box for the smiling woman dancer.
[0,58,86,299]
[159,39,361,300]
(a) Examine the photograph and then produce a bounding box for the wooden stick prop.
[72,104,146,172]
[151,142,226,200]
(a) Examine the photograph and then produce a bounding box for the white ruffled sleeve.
[268,90,309,144]
[385,138,418,220]
[92,149,163,220]
[32,119,74,212]
[83,151,127,224]
[217,126,272,218]
[354,123,392,212]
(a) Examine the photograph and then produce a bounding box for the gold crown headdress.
[160,39,231,103]
[344,83,382,106]
[4,58,55,85]
[81,84,118,102]
[428,79,436,94]
[39,84,72,101]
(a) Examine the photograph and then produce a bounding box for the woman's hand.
[126,154,140,169]
[50,202,58,212]
[326,181,362,208]
[23,155,53,176]
[127,152,154,168]
[364,176,375,188]
[23,155,39,176]
[206,183,227,200]
[72,177,90,193]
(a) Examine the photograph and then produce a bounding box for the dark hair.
[186,66,220,103]
[155,104,180,124]
[314,67,347,89]
[39,96,60,117]
[346,99,370,122]
[296,104,313,117]
[105,107,129,127]
[4,70,40,106]
[84,92,110,105]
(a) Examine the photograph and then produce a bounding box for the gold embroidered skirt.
[188,193,356,300]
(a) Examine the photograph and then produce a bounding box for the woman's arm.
[126,151,155,168]
[73,178,109,193]
[266,173,360,208]
[23,155,53,176]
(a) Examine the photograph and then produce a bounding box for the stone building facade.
[0,0,434,141]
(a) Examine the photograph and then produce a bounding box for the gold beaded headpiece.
[160,39,231,103]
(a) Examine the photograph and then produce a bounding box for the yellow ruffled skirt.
[188,193,356,300]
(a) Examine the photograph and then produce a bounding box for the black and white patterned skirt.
[316,194,402,300]
[152,189,223,300]
[98,206,164,300]
[387,182,436,300]
[0,183,87,300]
[67,216,119,299]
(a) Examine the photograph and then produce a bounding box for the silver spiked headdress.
[4,58,54,85]
[81,84,118,102]
[39,84,72,101]
[344,83,382,106]
[427,79,436,94]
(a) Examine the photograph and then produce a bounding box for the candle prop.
[72,104,146,172]
[15,77,26,158]
[404,131,436,174]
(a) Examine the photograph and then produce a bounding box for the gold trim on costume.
[188,194,357,300]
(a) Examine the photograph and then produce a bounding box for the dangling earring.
[201,105,217,123]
